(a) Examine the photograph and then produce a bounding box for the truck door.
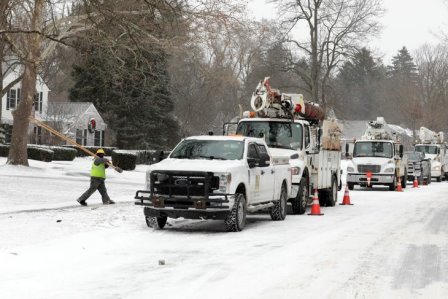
[255,143,275,202]
[247,143,274,204]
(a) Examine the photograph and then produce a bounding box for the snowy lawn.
[1,157,448,298]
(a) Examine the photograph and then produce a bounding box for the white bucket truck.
[229,77,342,214]
[346,117,407,191]
[414,127,448,182]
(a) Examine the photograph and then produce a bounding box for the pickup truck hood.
[268,148,297,159]
[149,158,242,173]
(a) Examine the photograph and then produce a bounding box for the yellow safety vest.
[91,161,106,179]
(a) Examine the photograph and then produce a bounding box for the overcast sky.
[248,0,448,63]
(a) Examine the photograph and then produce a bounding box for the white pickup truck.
[135,135,291,232]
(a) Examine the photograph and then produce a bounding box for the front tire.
[348,183,354,191]
[146,216,167,229]
[389,176,396,191]
[270,184,287,221]
[401,173,407,189]
[225,193,246,232]
[291,178,308,215]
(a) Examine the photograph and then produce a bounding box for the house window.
[33,126,42,144]
[76,129,83,145]
[94,130,105,146]
[33,92,43,113]
[83,129,88,146]
[6,89,17,110]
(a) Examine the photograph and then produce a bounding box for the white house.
[46,102,107,147]
[1,64,107,146]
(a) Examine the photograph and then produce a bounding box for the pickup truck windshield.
[353,142,393,158]
[236,121,303,150]
[170,139,244,160]
[415,145,439,155]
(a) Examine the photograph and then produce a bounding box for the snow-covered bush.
[50,146,77,161]
[112,150,137,170]
[62,145,116,157]
[27,145,54,162]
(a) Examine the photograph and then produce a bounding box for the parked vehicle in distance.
[414,127,447,182]
[405,151,431,185]
[135,135,292,232]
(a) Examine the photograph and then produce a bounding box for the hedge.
[112,150,137,171]
[62,145,116,157]
[27,145,54,162]
[50,146,77,161]
[0,144,9,157]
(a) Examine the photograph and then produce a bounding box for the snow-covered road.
[1,157,448,298]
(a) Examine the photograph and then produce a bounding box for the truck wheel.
[291,178,308,215]
[389,176,396,191]
[348,183,354,191]
[326,176,338,207]
[401,174,407,189]
[437,176,442,182]
[146,216,167,229]
[270,184,287,221]
[418,173,424,185]
[225,193,246,232]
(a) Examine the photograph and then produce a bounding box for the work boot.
[77,199,87,206]
[103,200,115,205]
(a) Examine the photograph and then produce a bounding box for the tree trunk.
[7,65,37,165]
[6,0,44,165]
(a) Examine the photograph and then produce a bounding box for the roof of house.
[47,102,105,124]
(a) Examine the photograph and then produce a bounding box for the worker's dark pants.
[78,177,111,203]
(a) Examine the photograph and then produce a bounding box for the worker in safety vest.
[77,149,115,206]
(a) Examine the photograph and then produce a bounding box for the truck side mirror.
[345,143,350,158]
[399,145,404,158]
[258,154,270,167]
[247,157,258,168]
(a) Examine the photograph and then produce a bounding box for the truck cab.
[135,135,292,232]
[415,144,446,181]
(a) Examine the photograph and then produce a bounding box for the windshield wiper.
[193,155,226,160]
[269,144,293,150]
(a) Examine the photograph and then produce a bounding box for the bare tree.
[415,44,448,131]
[276,0,384,105]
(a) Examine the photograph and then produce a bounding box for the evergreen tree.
[335,48,386,119]
[387,46,418,82]
[70,44,179,149]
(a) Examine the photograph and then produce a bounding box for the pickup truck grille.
[150,170,219,198]
[358,165,381,173]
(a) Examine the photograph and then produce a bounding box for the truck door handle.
[261,170,265,175]
[271,170,275,174]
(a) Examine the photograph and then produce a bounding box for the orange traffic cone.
[396,177,403,192]
[340,185,354,205]
[413,176,419,188]
[308,189,324,216]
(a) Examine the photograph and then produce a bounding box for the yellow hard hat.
[96,148,105,155]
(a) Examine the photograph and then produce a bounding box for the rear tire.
[319,176,337,206]
[225,193,246,232]
[270,184,287,221]
[146,216,167,229]
[291,178,308,215]
[437,176,442,182]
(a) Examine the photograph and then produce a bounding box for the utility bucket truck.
[414,127,448,182]
[229,77,342,214]
[346,117,407,191]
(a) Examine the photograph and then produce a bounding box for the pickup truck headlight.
[218,173,232,193]
[433,165,441,171]
[384,167,394,173]
[291,167,301,175]
[347,166,355,173]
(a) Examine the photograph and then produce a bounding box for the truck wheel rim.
[301,187,308,208]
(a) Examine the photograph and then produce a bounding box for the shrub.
[0,144,9,157]
[62,145,116,157]
[27,145,54,162]
[50,146,77,161]
[112,150,137,171]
